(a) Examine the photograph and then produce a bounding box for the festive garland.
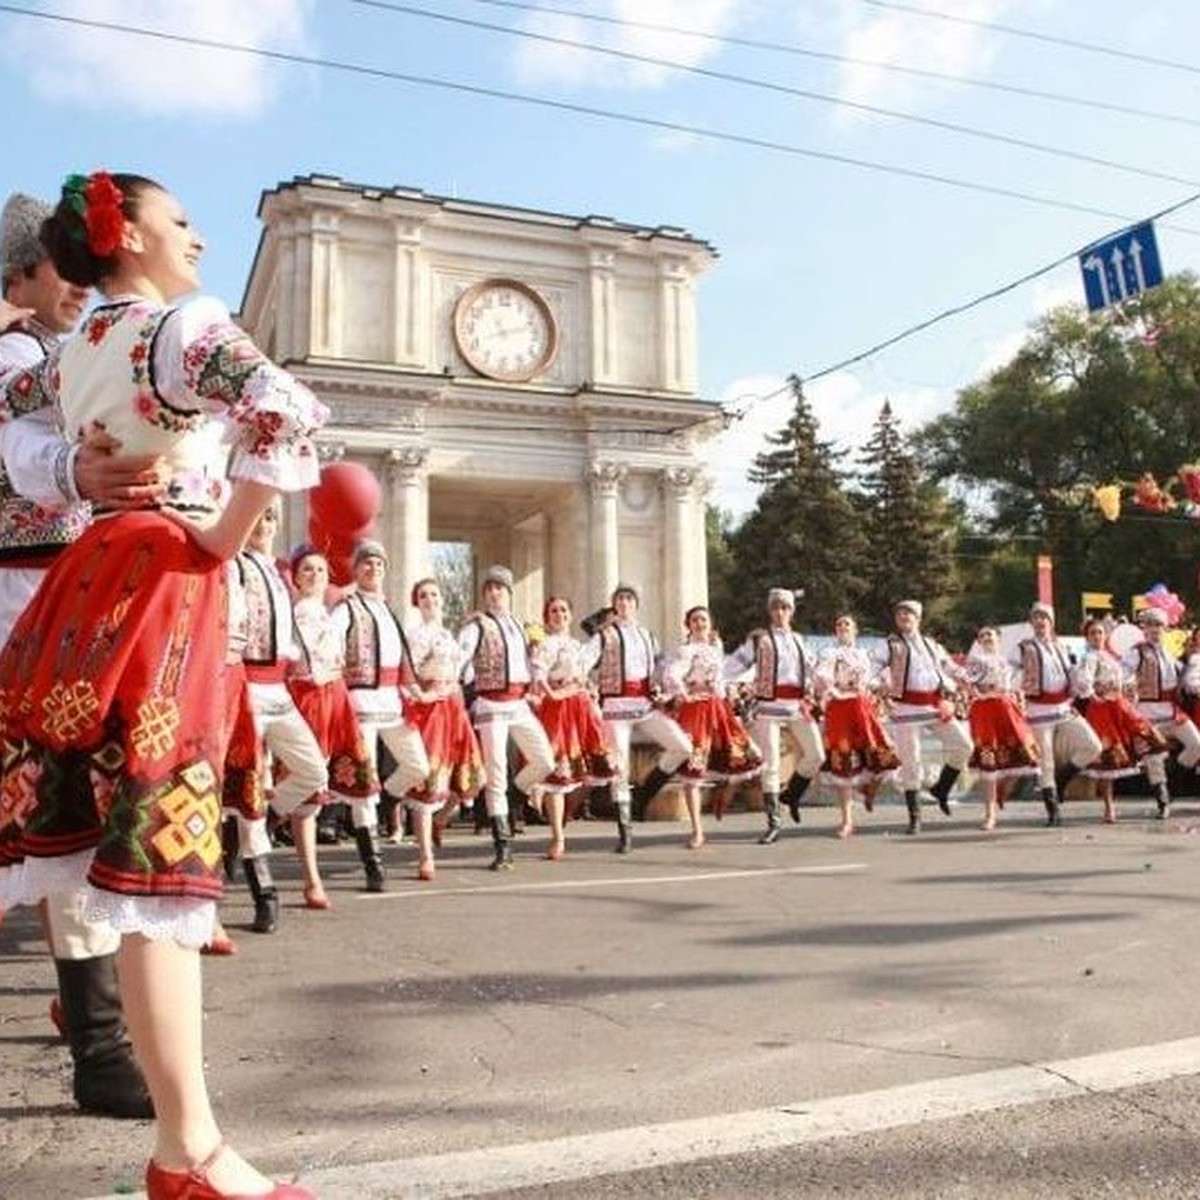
[1090,467,1200,522]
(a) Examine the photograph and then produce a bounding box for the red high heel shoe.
[145,1144,315,1200]
[303,885,332,911]
[417,859,436,882]
[49,996,67,1039]
[201,935,237,957]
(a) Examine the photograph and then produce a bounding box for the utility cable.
[348,0,1200,191]
[459,0,1200,130]
[1,4,1193,235]
[862,0,1200,77]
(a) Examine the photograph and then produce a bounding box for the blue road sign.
[1079,221,1164,312]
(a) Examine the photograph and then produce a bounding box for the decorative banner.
[1036,555,1054,608]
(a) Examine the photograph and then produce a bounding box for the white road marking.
[88,1035,1200,1200]
[362,861,867,899]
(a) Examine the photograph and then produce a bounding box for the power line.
[348,0,1200,191]
[862,0,1200,77]
[796,188,1200,387]
[460,0,1200,130]
[2,3,1193,236]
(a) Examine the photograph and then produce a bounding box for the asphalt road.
[4,792,1200,1199]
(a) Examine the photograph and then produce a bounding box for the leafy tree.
[854,400,957,632]
[915,273,1200,626]
[726,375,868,638]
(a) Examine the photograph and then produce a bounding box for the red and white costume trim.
[815,644,900,787]
[962,651,1038,779]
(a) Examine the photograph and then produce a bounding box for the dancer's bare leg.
[544,791,565,859]
[118,934,274,1193]
[414,807,436,878]
[836,785,853,838]
[685,785,705,849]
[291,811,326,902]
[981,778,998,830]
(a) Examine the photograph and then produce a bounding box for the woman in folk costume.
[815,615,901,839]
[1073,618,1168,825]
[528,596,616,861]
[663,606,762,849]
[963,627,1039,831]
[0,173,323,1200]
[287,546,376,886]
[401,577,483,881]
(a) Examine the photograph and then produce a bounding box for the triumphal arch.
[240,175,721,635]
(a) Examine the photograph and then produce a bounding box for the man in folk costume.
[881,599,973,834]
[0,194,156,1118]
[458,564,555,869]
[331,540,429,890]
[1012,602,1102,826]
[723,588,823,844]
[589,583,692,853]
[231,503,330,927]
[1124,606,1200,818]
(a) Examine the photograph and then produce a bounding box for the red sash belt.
[616,680,650,697]
[773,685,805,699]
[477,684,527,701]
[245,662,288,685]
[377,667,401,687]
[1030,689,1070,704]
[900,690,941,705]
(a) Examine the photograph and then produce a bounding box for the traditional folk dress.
[530,632,615,794]
[664,638,761,784]
[1122,639,1200,786]
[1072,648,1167,780]
[289,593,376,802]
[1010,635,1102,790]
[0,295,325,947]
[815,644,901,787]
[221,558,265,822]
[458,610,555,818]
[400,619,483,813]
[962,651,1039,779]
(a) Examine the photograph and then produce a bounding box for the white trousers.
[254,703,329,819]
[353,717,430,828]
[891,715,973,792]
[604,710,692,805]
[1142,713,1200,785]
[1029,712,1103,789]
[474,702,555,818]
[751,713,824,794]
[42,889,119,960]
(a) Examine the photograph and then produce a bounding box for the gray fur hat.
[1,193,52,279]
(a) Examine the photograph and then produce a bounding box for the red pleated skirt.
[822,694,902,783]
[675,695,762,782]
[0,513,228,900]
[287,677,377,799]
[967,695,1039,777]
[536,691,616,792]
[1081,695,1169,778]
[403,692,484,810]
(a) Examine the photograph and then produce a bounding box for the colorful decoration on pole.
[307,461,382,585]
[1142,583,1185,627]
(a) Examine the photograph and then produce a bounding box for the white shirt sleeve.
[1,409,81,507]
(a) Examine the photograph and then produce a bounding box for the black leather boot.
[1055,763,1080,799]
[490,814,514,870]
[781,773,811,823]
[929,765,961,816]
[243,855,279,933]
[1040,786,1062,827]
[220,815,239,881]
[759,791,782,844]
[904,790,921,835]
[354,826,386,892]
[615,800,634,854]
[316,803,343,845]
[54,955,154,1120]
[632,767,672,818]
[1155,782,1171,819]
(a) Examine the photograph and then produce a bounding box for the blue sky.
[3,0,1199,515]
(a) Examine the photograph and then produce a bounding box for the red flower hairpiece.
[82,172,126,258]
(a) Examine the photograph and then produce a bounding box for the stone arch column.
[384,445,431,606]
[660,465,703,626]
[587,459,626,605]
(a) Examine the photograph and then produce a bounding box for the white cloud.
[6,0,313,118]
[814,0,1008,118]
[513,0,748,90]
[704,370,951,517]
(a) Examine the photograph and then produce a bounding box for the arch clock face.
[453,278,558,383]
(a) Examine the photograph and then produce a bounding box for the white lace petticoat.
[0,849,216,948]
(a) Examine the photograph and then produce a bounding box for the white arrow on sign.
[1083,254,1111,307]
[1129,237,1148,292]
[1110,246,1128,300]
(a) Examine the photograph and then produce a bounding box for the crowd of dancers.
[3,173,1200,1200]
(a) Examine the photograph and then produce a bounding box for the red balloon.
[309,462,381,535]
